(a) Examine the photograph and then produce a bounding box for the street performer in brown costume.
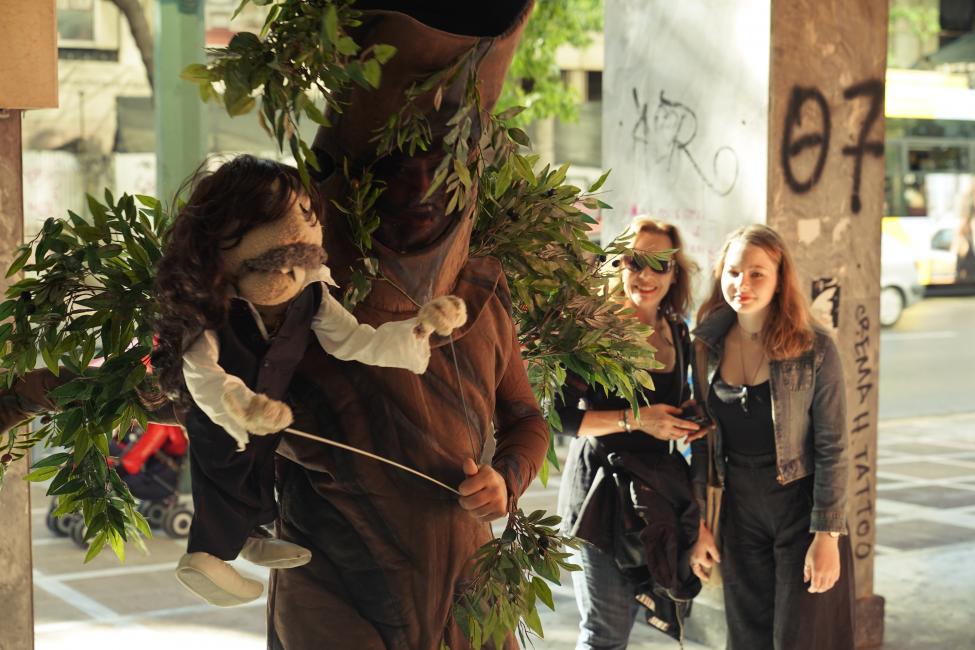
[0,2,547,648]
[266,3,548,648]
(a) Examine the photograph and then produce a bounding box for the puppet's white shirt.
[182,265,431,449]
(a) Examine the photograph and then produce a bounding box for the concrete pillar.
[766,2,887,646]
[603,1,887,647]
[602,1,768,276]
[0,108,35,650]
[155,0,206,204]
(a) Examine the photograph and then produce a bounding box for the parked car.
[880,233,924,327]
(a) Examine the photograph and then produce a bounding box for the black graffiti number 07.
[782,86,831,195]
[781,80,884,213]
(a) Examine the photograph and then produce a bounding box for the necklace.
[740,323,761,341]
[736,325,766,414]
[651,314,674,348]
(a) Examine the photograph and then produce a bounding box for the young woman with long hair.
[555,217,703,649]
[688,224,855,649]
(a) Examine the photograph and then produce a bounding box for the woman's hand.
[804,533,841,593]
[635,403,700,441]
[678,398,715,443]
[689,519,721,582]
[458,458,508,522]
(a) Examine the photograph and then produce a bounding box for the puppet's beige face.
[221,195,324,307]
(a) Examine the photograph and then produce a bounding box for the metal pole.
[154,0,207,205]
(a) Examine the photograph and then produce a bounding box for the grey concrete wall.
[766,1,888,645]
[602,0,771,278]
[0,109,35,650]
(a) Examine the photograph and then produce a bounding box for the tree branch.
[106,0,155,92]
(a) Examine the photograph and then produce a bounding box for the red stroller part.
[48,422,193,548]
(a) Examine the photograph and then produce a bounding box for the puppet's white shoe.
[240,530,311,569]
[175,552,263,607]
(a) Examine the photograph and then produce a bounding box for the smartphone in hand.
[679,404,712,428]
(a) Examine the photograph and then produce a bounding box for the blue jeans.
[571,542,641,650]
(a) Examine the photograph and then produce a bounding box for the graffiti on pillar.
[630,88,739,197]
[841,80,885,213]
[810,277,840,331]
[780,79,884,214]
[851,304,876,561]
[781,87,831,194]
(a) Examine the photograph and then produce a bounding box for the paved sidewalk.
[31,412,975,649]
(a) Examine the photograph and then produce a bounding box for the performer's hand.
[804,533,841,593]
[458,458,508,522]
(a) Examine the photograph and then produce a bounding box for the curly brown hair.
[151,155,324,406]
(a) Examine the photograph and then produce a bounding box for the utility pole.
[0,3,59,649]
[155,0,207,204]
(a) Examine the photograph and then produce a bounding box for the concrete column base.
[856,594,886,648]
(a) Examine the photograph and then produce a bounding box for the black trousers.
[721,451,855,650]
[184,409,280,560]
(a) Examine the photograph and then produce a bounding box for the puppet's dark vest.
[180,283,324,557]
[215,282,323,401]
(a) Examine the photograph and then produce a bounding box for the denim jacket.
[689,306,848,533]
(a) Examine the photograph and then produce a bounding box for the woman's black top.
[707,375,775,456]
[556,319,692,536]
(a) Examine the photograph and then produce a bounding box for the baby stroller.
[47,421,192,549]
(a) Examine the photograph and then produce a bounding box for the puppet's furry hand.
[415,295,467,337]
[222,391,293,436]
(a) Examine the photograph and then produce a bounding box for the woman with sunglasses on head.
[687,224,855,650]
[555,217,704,650]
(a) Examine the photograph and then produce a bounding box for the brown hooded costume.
[266,2,548,648]
[0,3,547,647]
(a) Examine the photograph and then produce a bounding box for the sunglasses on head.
[621,255,675,274]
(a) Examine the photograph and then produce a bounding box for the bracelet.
[617,409,633,433]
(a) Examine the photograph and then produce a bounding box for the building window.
[58,0,96,42]
[587,71,602,102]
[57,0,119,51]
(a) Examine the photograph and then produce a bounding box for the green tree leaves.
[496,0,603,127]
[454,508,580,648]
[0,193,169,560]
[184,0,397,187]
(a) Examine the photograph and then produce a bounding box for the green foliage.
[0,192,168,560]
[888,3,939,67]
[182,0,397,186]
[496,0,603,127]
[452,509,580,648]
[472,126,661,417]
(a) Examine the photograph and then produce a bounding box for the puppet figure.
[151,155,467,607]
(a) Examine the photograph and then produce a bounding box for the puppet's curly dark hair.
[150,155,324,408]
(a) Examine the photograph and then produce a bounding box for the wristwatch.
[617,410,633,433]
